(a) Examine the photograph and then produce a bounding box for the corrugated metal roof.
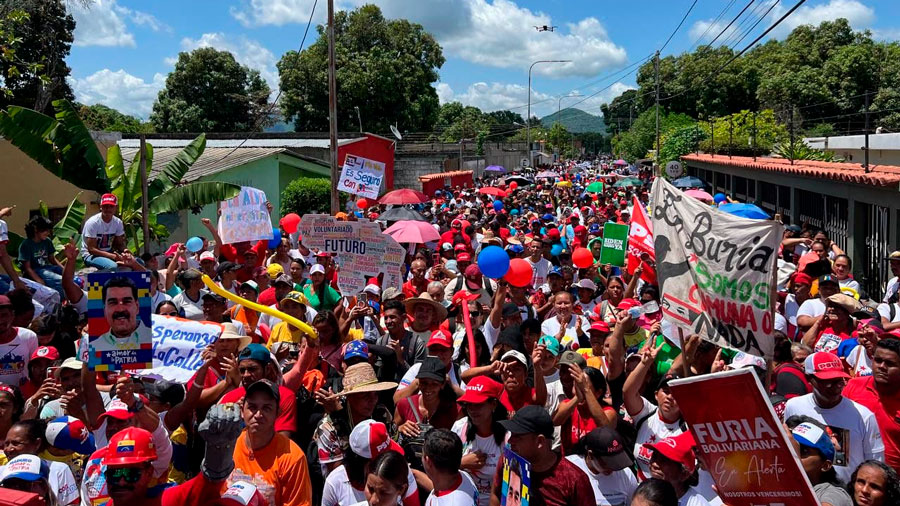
[119,147,292,181]
[117,137,365,149]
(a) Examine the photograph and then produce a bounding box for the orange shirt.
[230,432,313,506]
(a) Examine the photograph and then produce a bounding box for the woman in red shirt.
[553,365,618,455]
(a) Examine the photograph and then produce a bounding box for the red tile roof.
[682,154,900,188]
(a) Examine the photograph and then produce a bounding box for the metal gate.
[798,191,848,252]
[862,203,891,300]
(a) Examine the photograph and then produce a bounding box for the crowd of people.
[0,158,897,506]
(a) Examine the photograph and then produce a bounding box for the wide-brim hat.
[341,363,398,395]
[403,293,448,321]
[218,322,252,350]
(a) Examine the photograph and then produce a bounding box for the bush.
[281,177,333,216]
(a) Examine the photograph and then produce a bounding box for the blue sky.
[67,0,900,125]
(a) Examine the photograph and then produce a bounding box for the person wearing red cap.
[643,432,711,506]
[452,377,507,506]
[395,329,464,404]
[81,193,126,271]
[19,345,59,400]
[783,351,883,484]
[784,272,814,339]
[440,221,470,251]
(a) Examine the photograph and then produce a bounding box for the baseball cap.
[457,252,472,263]
[343,340,369,361]
[559,350,587,369]
[30,346,59,362]
[98,399,134,423]
[103,427,158,467]
[280,291,309,307]
[457,376,504,405]
[246,379,280,403]
[0,295,10,308]
[55,357,84,377]
[537,335,561,356]
[350,419,404,458]
[792,422,835,461]
[501,349,528,367]
[730,352,766,371]
[310,264,326,275]
[576,279,597,292]
[100,193,118,207]
[0,455,50,482]
[818,274,839,286]
[202,292,227,304]
[45,416,96,455]
[441,243,454,251]
[240,280,260,294]
[266,263,284,280]
[582,427,633,471]
[615,298,641,311]
[213,481,268,506]
[793,272,814,286]
[643,431,697,473]
[416,356,448,382]
[238,343,273,365]
[548,266,563,277]
[500,405,554,438]
[364,284,381,296]
[382,287,403,301]
[273,274,294,287]
[785,224,802,233]
[541,213,554,221]
[590,321,611,333]
[804,352,849,380]
[427,330,453,349]
[216,261,239,275]
[200,251,216,262]
[501,302,520,317]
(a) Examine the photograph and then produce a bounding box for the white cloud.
[437,81,552,117]
[70,69,165,119]
[177,33,279,91]
[69,0,169,47]
[231,0,323,27]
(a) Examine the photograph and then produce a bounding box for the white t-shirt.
[565,454,637,506]
[451,419,503,506]
[839,278,860,293]
[845,345,873,377]
[527,257,552,290]
[171,290,206,321]
[544,369,566,450]
[796,298,826,321]
[400,361,463,389]
[631,397,684,480]
[784,293,800,327]
[0,219,7,242]
[884,276,899,303]
[322,463,417,506]
[783,393,884,484]
[680,487,713,506]
[80,213,124,257]
[0,459,79,506]
[541,315,590,350]
[877,302,900,323]
[424,472,479,506]
[0,328,38,387]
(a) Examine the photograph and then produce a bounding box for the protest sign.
[86,272,153,371]
[217,186,273,244]
[501,448,531,506]
[297,214,404,295]
[670,369,821,506]
[143,315,223,383]
[337,154,386,199]
[650,177,782,359]
[599,222,629,266]
[626,196,656,282]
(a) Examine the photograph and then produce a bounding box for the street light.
[354,106,363,133]
[556,93,582,157]
[527,60,571,165]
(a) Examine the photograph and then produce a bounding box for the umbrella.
[613,177,643,188]
[478,187,507,197]
[719,203,770,220]
[585,181,605,193]
[384,220,441,243]
[378,189,428,205]
[613,159,628,166]
[684,189,714,202]
[536,171,559,178]
[484,165,506,173]
[504,175,533,186]
[380,206,427,222]
[672,176,706,189]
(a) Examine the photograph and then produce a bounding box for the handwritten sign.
[599,222,628,267]
[217,186,273,245]
[501,448,531,506]
[337,154,385,199]
[86,272,153,371]
[140,315,223,383]
[650,178,782,359]
[670,370,821,506]
[298,214,404,295]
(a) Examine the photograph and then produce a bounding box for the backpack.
[453,276,495,299]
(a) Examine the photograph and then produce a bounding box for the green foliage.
[773,138,841,162]
[805,122,837,137]
[539,108,605,133]
[600,89,639,135]
[436,102,490,142]
[78,104,153,133]
[699,109,787,156]
[611,107,694,162]
[659,126,704,165]
[278,4,444,133]
[151,47,272,133]
[281,178,333,216]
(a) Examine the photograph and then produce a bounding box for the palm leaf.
[105,144,125,190]
[0,108,62,174]
[154,134,206,194]
[53,192,86,241]
[149,181,241,215]
[51,99,106,189]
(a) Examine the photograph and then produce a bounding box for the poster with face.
[501,448,531,506]
[86,271,153,371]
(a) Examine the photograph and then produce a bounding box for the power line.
[687,0,738,50]
[659,0,700,53]
[705,0,756,48]
[726,0,781,52]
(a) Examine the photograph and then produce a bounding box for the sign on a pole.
[600,223,629,267]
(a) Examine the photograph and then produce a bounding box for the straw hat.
[341,363,397,395]
[219,322,251,350]
[403,292,448,321]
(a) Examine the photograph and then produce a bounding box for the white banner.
[650,178,782,359]
[217,186,273,244]
[336,154,385,199]
[144,315,223,383]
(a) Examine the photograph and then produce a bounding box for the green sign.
[600,223,629,267]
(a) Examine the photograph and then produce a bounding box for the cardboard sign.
[670,370,821,506]
[86,272,153,371]
[600,222,629,266]
[650,178,782,359]
[501,448,531,506]
[217,186,273,245]
[298,214,404,295]
[337,154,385,199]
[143,315,223,383]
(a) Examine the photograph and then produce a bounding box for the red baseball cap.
[643,431,697,473]
[793,272,814,286]
[212,481,269,506]
[457,376,503,405]
[30,346,59,362]
[100,193,118,207]
[427,329,453,349]
[349,419,404,458]
[590,321,611,333]
[102,427,157,467]
[454,243,468,252]
[547,229,561,240]
[457,252,472,263]
[616,298,641,311]
[804,352,850,380]
[0,295,11,308]
[98,399,135,423]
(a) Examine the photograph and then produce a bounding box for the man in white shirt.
[883,251,900,303]
[566,427,638,506]
[782,351,884,484]
[80,193,126,271]
[424,429,479,506]
[796,275,841,330]
[526,239,552,290]
[536,335,566,449]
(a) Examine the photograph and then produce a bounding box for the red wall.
[337,134,397,190]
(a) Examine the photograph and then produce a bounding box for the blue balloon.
[185,236,203,253]
[550,244,563,257]
[714,193,727,204]
[477,245,510,278]
[268,228,282,249]
[493,200,504,211]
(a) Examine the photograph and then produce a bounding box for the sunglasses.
[106,466,144,484]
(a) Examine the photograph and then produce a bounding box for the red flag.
[627,196,656,283]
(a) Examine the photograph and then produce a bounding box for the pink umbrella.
[384,220,440,244]
[378,189,428,205]
[613,159,628,165]
[685,189,714,202]
[478,187,508,198]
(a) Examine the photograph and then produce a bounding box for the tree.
[0,0,75,114]
[700,109,787,156]
[78,104,153,133]
[485,110,524,127]
[611,107,694,161]
[601,89,640,135]
[278,4,444,133]
[281,178,335,216]
[436,102,489,143]
[151,47,271,133]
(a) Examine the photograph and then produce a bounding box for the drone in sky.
[534,25,557,32]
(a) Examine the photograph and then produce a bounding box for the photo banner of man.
[650,177,782,359]
[501,447,531,506]
[86,271,153,371]
[669,369,821,506]
[217,186,273,245]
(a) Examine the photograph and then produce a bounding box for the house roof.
[117,137,366,149]
[119,147,318,182]
[681,154,900,189]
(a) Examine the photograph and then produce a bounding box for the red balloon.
[572,247,594,269]
[509,182,518,191]
[504,258,533,287]
[357,198,370,210]
[280,213,301,234]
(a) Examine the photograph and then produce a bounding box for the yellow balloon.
[201,274,318,341]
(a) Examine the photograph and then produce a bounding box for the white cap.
[364,284,381,296]
[576,279,597,291]
[730,351,766,370]
[199,251,216,262]
[310,264,326,275]
[501,350,528,366]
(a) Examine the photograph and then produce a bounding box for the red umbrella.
[378,189,428,205]
[383,220,441,244]
[478,187,507,198]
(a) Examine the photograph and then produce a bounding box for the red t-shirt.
[491,451,594,506]
[221,240,267,282]
[844,376,900,471]
[219,385,297,433]
[500,388,536,412]
[402,279,427,299]
[559,400,616,455]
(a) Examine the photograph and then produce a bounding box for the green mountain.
[540,108,606,133]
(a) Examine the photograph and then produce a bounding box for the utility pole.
[327,0,339,214]
[789,106,795,166]
[354,106,362,133]
[710,118,715,156]
[752,111,757,162]
[729,117,733,159]
[695,120,700,155]
[654,50,661,173]
[864,90,870,173]
[139,134,150,254]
